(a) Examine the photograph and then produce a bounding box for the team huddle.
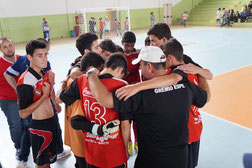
[0,22,212,168]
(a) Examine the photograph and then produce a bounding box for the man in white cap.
[86,46,208,168]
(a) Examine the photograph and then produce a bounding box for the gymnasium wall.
[0,0,200,43]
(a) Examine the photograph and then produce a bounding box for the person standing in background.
[150,12,155,26]
[0,37,23,166]
[89,17,96,34]
[104,17,110,39]
[41,18,47,39]
[124,17,129,32]
[216,8,221,26]
[182,11,188,27]
[99,18,104,39]
[114,19,122,37]
[43,21,51,41]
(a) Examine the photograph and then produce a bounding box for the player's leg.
[0,99,23,156]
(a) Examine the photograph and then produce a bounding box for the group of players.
[0,22,212,168]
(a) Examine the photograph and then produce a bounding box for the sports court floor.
[1,26,252,168]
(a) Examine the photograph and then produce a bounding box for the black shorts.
[29,116,57,166]
[187,140,200,168]
[86,163,126,168]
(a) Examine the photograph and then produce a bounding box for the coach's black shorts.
[29,116,57,166]
[187,140,200,168]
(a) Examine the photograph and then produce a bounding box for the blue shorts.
[104,30,110,33]
[216,19,220,21]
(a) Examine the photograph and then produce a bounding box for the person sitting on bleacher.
[234,11,241,22]
[248,1,252,11]
[248,8,252,20]
[228,9,235,26]
[241,4,248,13]
[240,9,249,22]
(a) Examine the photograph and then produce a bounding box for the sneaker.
[128,142,133,156]
[16,149,20,160]
[57,149,71,160]
[134,142,138,153]
[16,161,30,168]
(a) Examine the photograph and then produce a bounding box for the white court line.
[200,110,252,132]
[213,64,252,77]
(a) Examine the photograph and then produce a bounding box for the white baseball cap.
[132,46,166,65]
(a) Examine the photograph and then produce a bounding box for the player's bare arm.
[121,120,131,159]
[88,72,114,108]
[115,73,182,101]
[3,72,17,92]
[69,67,83,80]
[177,63,213,80]
[198,76,210,102]
[19,82,51,119]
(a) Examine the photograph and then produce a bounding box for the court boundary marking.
[201,111,252,132]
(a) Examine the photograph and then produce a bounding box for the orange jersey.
[77,74,128,168]
[167,68,202,142]
[63,78,85,157]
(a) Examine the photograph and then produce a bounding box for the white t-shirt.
[216,10,221,19]
[183,13,188,20]
[104,20,110,30]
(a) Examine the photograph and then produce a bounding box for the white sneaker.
[57,149,71,160]
[16,161,30,168]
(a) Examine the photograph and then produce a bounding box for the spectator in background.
[221,8,229,27]
[42,18,47,39]
[216,8,221,26]
[99,18,103,39]
[248,1,252,10]
[241,4,248,13]
[114,19,122,37]
[248,8,252,19]
[234,11,241,22]
[93,17,97,34]
[104,17,110,39]
[241,9,248,22]
[150,12,155,26]
[228,9,235,26]
[124,17,129,32]
[182,11,188,27]
[43,21,51,41]
[89,17,96,34]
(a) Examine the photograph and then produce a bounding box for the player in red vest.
[161,39,203,168]
[121,31,140,155]
[59,54,130,168]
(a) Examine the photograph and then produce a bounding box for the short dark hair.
[100,39,117,53]
[105,53,128,75]
[36,38,49,45]
[145,36,150,46]
[0,37,12,48]
[80,52,105,72]
[160,38,184,61]
[122,31,136,43]
[147,23,172,40]
[26,40,47,56]
[115,45,124,53]
[76,33,98,55]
